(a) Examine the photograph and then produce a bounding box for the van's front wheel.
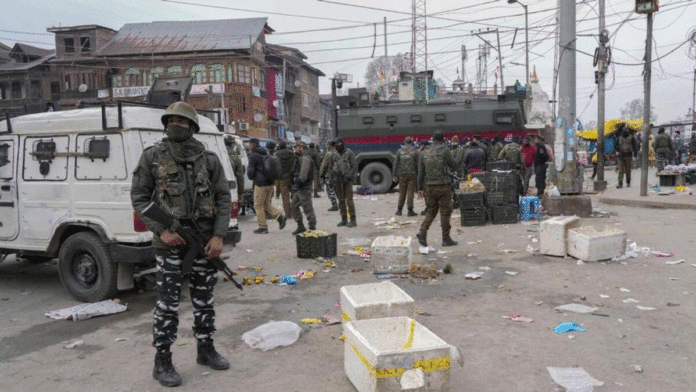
[58,232,118,302]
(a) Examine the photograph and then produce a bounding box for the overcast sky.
[4,0,695,126]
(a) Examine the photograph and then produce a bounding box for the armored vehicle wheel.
[58,232,118,302]
[360,162,392,194]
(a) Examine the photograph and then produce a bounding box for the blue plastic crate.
[519,196,541,222]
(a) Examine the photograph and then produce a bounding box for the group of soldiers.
[224,134,360,236]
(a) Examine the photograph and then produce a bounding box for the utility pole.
[496,29,504,89]
[555,0,579,194]
[640,12,654,196]
[331,77,339,139]
[384,16,388,100]
[692,68,696,128]
[594,0,608,192]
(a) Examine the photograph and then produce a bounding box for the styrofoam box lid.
[340,281,415,307]
[541,215,580,227]
[345,317,450,356]
[569,226,626,238]
[371,235,412,248]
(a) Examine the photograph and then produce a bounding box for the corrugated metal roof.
[0,52,55,72]
[13,43,54,58]
[97,18,270,57]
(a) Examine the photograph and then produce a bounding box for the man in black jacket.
[533,136,551,196]
[247,138,286,234]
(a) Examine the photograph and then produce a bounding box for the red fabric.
[521,144,537,167]
[266,68,277,118]
[468,168,483,174]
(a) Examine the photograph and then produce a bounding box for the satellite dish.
[78,84,88,93]
[272,100,280,108]
[294,80,302,88]
[254,113,263,123]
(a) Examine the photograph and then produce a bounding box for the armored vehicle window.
[85,138,110,160]
[34,141,56,161]
[23,136,69,181]
[362,117,374,125]
[76,134,127,181]
[386,116,397,124]
[0,144,10,168]
[495,112,516,124]
[435,113,446,122]
[410,115,422,123]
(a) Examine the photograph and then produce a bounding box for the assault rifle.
[140,202,243,291]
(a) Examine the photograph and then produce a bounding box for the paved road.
[1,190,694,391]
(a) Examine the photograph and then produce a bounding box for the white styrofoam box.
[344,317,452,392]
[340,281,415,324]
[567,226,627,261]
[371,235,412,274]
[540,216,581,256]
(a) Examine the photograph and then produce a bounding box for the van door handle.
[1,186,9,191]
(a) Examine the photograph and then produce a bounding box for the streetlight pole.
[508,0,529,86]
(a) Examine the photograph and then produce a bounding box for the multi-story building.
[46,25,117,110]
[0,43,60,116]
[265,44,324,143]
[319,95,334,145]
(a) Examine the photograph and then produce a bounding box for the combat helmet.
[161,101,200,132]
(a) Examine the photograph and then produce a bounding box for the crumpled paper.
[45,300,127,322]
[547,367,604,392]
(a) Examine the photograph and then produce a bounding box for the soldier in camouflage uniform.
[308,142,322,198]
[320,141,339,211]
[274,141,298,218]
[131,102,231,388]
[652,127,673,173]
[416,130,458,247]
[291,142,317,234]
[488,135,503,163]
[224,135,245,206]
[331,137,358,227]
[393,136,419,216]
[498,136,525,170]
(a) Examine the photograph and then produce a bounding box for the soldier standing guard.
[416,130,458,247]
[274,141,298,218]
[393,136,419,216]
[224,135,244,207]
[331,137,358,227]
[131,102,231,387]
[320,141,339,211]
[291,142,317,234]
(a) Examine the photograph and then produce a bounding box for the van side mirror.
[85,138,110,161]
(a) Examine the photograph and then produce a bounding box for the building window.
[210,64,225,83]
[112,75,122,88]
[236,64,252,84]
[191,64,207,84]
[11,82,23,99]
[125,67,140,87]
[64,73,79,91]
[303,93,309,107]
[64,38,75,53]
[260,70,266,90]
[80,37,91,53]
[149,66,164,85]
[167,66,182,76]
[81,73,96,90]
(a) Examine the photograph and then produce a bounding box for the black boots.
[420,209,427,215]
[196,340,230,371]
[407,208,417,217]
[292,222,307,235]
[253,227,268,234]
[278,215,287,230]
[313,191,320,198]
[153,351,182,387]
[416,229,427,247]
[337,216,348,227]
[395,209,403,216]
[441,236,458,247]
[616,184,623,189]
[347,217,357,227]
[328,205,339,211]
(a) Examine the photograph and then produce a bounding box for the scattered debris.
[376,274,399,280]
[555,304,598,314]
[466,253,477,258]
[599,294,610,299]
[350,268,363,273]
[667,302,680,307]
[504,314,534,323]
[577,260,585,265]
[442,264,453,274]
[505,271,518,276]
[478,266,491,271]
[651,250,675,258]
[622,298,639,304]
[619,287,631,292]
[64,340,84,349]
[464,273,483,280]
[301,318,322,324]
[241,321,302,351]
[500,249,517,253]
[114,338,129,342]
[321,315,341,325]
[547,367,604,392]
[632,365,643,373]
[467,240,483,245]
[409,263,439,279]
[665,259,685,265]
[201,372,211,376]
[278,275,297,286]
[46,300,127,322]
[669,277,679,280]
[553,322,585,333]
[535,301,544,306]
[527,245,540,253]
[636,306,657,311]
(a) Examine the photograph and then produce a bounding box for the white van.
[0,103,242,302]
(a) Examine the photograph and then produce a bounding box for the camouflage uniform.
[653,132,673,172]
[393,144,419,212]
[307,146,321,196]
[275,147,298,218]
[292,149,317,229]
[417,142,457,238]
[331,147,357,224]
[498,142,525,170]
[320,147,338,209]
[488,142,503,163]
[131,141,231,353]
[226,145,245,199]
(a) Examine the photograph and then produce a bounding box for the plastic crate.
[486,161,517,171]
[296,232,337,258]
[460,206,487,227]
[490,204,519,224]
[457,191,485,209]
[486,190,517,206]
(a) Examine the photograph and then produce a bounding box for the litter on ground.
[553,322,585,333]
[504,314,534,323]
[547,367,604,392]
[555,304,598,314]
[464,273,483,280]
[46,300,127,322]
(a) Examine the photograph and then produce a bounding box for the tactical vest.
[503,144,522,164]
[154,142,215,220]
[332,150,352,182]
[422,145,451,185]
[396,146,418,176]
